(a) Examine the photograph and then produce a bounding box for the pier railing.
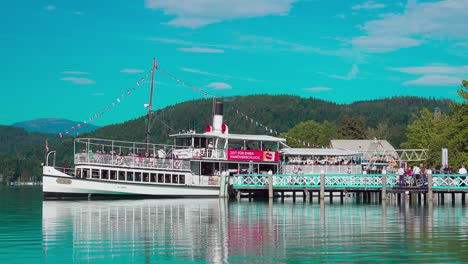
[233,173,468,190]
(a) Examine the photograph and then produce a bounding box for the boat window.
[172,174,178,184]
[239,163,250,174]
[157,173,164,183]
[259,164,275,174]
[102,170,109,180]
[118,171,125,181]
[126,171,133,181]
[165,174,171,183]
[200,138,207,148]
[83,168,90,178]
[201,162,214,176]
[110,170,117,180]
[191,161,200,175]
[179,174,185,184]
[150,173,156,183]
[75,168,81,178]
[143,172,149,182]
[194,137,200,148]
[228,163,238,172]
[135,172,141,182]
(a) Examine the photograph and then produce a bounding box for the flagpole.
[146,58,158,153]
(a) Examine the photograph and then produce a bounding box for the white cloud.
[304,87,332,92]
[145,0,297,28]
[206,82,232,90]
[60,77,95,85]
[120,68,144,74]
[352,1,386,10]
[389,65,468,75]
[181,67,262,82]
[330,64,359,80]
[149,36,356,58]
[351,36,422,53]
[62,71,89,75]
[454,42,468,49]
[333,14,346,19]
[44,5,55,11]
[352,0,468,52]
[403,75,461,86]
[178,47,224,53]
[73,11,84,15]
[389,64,467,86]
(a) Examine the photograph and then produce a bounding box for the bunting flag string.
[155,67,220,99]
[57,67,155,138]
[230,106,321,148]
[56,63,322,149]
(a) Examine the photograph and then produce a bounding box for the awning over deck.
[280,148,362,156]
[170,132,286,143]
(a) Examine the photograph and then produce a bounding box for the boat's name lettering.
[56,178,72,185]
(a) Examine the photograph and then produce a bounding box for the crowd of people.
[397,163,467,187]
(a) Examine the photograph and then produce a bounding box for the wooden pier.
[232,171,468,205]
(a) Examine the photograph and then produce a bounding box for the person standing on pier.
[413,165,421,186]
[397,166,405,187]
[458,164,467,174]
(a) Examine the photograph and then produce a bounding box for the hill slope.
[0,95,453,184]
[86,95,451,147]
[13,118,99,134]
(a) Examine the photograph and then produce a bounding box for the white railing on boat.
[74,153,190,171]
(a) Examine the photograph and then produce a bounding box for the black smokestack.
[214,101,223,115]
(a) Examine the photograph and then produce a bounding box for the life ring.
[173,160,181,169]
[346,167,352,174]
[116,156,123,165]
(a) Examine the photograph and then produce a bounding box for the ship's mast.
[146,58,158,152]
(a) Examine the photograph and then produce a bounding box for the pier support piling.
[268,171,273,199]
[427,170,433,202]
[320,171,325,201]
[381,170,387,202]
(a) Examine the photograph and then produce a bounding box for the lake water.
[1,187,468,263]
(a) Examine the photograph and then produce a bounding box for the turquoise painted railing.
[233,173,468,190]
[432,174,468,190]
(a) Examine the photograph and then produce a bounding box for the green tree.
[402,81,468,167]
[367,122,390,140]
[337,116,367,139]
[282,120,336,148]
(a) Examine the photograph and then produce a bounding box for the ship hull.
[43,166,220,199]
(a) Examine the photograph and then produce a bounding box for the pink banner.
[227,149,279,162]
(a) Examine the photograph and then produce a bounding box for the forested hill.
[0,95,452,184]
[85,95,451,148]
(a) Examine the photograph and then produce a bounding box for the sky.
[1,0,467,127]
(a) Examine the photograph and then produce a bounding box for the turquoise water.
[1,187,468,263]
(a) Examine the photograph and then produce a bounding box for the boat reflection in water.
[42,199,229,263]
[43,198,468,263]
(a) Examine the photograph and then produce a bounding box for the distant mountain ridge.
[13,118,99,134]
